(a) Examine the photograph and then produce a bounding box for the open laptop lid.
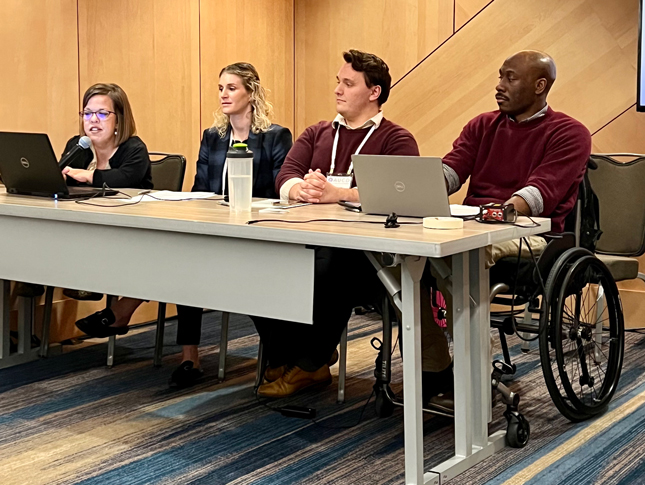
[0,132,70,198]
[352,154,451,218]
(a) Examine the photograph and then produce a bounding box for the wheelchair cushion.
[595,254,639,282]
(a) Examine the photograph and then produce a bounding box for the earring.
[114,130,117,136]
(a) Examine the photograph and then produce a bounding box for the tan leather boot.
[257,365,332,398]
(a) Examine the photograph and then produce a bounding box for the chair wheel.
[506,412,530,448]
[374,388,395,418]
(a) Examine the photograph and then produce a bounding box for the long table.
[0,190,549,484]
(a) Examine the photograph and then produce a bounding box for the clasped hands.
[291,169,355,203]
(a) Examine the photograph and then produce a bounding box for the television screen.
[639,0,645,111]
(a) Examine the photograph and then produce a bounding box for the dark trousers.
[176,304,204,346]
[251,247,382,372]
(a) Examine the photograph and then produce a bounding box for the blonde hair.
[211,62,273,138]
[80,83,136,146]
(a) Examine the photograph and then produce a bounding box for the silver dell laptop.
[352,155,451,218]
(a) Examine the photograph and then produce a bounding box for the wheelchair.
[367,171,626,448]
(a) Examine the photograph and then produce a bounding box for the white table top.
[0,189,550,258]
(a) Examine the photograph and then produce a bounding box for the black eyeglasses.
[80,110,115,121]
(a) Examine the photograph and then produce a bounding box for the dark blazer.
[63,135,153,189]
[192,124,292,198]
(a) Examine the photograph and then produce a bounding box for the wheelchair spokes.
[550,255,624,420]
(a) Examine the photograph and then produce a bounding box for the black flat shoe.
[14,282,45,298]
[422,362,454,404]
[75,309,129,338]
[63,289,104,301]
[169,361,204,388]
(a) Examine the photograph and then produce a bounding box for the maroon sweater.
[276,118,419,192]
[443,107,591,232]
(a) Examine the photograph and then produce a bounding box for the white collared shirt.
[332,111,384,130]
[509,104,549,123]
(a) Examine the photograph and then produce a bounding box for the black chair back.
[149,152,186,191]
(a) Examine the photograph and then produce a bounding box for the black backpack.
[576,163,603,252]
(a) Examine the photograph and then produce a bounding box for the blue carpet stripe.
[2,312,645,485]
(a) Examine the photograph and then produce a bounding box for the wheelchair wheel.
[505,411,530,448]
[553,255,624,418]
[541,251,624,422]
[540,248,594,421]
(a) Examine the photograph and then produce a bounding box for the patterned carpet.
[1,311,645,485]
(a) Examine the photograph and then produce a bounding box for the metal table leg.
[400,256,427,485]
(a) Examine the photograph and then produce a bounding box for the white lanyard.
[221,136,234,195]
[329,124,377,174]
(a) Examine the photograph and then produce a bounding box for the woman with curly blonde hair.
[169,62,293,386]
[196,62,292,198]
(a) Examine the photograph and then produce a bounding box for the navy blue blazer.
[192,124,292,198]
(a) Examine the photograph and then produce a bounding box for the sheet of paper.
[450,204,480,217]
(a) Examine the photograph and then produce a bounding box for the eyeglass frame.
[79,110,116,121]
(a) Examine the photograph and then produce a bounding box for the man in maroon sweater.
[426,50,592,413]
[276,50,419,203]
[254,50,419,398]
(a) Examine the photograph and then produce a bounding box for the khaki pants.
[421,236,547,372]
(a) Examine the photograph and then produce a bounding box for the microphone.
[59,136,92,169]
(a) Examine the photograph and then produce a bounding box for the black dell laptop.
[0,132,117,199]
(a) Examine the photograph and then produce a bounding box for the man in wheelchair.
[420,50,592,413]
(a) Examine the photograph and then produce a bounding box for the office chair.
[39,152,188,368]
[106,152,187,367]
[588,154,645,286]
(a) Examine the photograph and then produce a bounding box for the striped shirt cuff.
[513,185,543,216]
[280,177,305,201]
[442,164,461,195]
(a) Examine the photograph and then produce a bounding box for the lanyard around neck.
[330,123,377,174]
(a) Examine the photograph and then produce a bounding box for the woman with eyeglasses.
[63,83,152,328]
[75,65,292,389]
[62,83,152,189]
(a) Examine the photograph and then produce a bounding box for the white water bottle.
[226,143,253,212]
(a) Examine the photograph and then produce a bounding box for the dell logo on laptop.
[20,157,30,169]
[394,181,405,192]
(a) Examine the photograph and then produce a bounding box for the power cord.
[507,237,549,342]
[248,212,422,229]
[255,332,401,429]
[474,210,541,229]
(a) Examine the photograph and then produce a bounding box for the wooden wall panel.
[455,0,492,30]
[387,0,638,160]
[78,0,201,190]
[200,0,294,137]
[294,0,453,135]
[0,0,79,156]
[592,107,645,153]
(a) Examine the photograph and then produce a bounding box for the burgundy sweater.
[443,107,591,232]
[276,118,419,192]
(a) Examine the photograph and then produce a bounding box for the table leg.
[0,280,9,360]
[452,252,473,457]
[469,248,491,445]
[429,250,505,483]
[401,255,427,485]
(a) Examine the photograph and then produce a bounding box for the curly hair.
[211,62,273,138]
